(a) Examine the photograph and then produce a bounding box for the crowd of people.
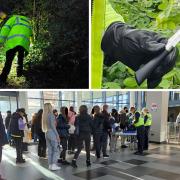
[0,104,152,171]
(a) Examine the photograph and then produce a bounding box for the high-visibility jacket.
[0,15,32,54]
[144,113,152,126]
[134,111,144,127]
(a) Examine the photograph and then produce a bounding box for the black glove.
[147,47,179,88]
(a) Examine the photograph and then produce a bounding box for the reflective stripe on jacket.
[0,15,32,53]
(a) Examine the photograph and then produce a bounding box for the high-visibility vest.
[0,15,32,53]
[144,113,152,126]
[134,112,144,127]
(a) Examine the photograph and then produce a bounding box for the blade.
[166,29,180,51]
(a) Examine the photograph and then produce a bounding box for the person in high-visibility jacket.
[130,107,145,155]
[0,8,32,83]
[142,108,152,150]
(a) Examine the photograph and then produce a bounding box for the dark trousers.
[68,134,76,151]
[13,137,23,161]
[137,126,145,153]
[38,132,46,157]
[0,146,2,162]
[0,46,25,80]
[94,132,108,157]
[60,137,68,160]
[74,133,91,161]
[144,126,150,150]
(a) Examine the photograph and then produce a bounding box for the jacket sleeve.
[49,114,59,137]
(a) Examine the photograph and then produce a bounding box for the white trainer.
[49,164,52,170]
[51,164,61,171]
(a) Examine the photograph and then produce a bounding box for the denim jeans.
[46,131,59,165]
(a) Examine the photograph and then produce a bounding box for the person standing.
[5,110,11,143]
[68,106,76,154]
[119,109,128,148]
[57,107,70,165]
[131,107,145,155]
[42,103,60,171]
[0,112,8,163]
[0,7,33,84]
[71,105,93,168]
[142,108,152,150]
[101,104,111,158]
[9,109,26,163]
[34,109,46,158]
[93,105,105,158]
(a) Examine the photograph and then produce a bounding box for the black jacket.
[5,114,11,130]
[0,114,8,146]
[93,113,104,134]
[101,111,111,132]
[56,114,70,138]
[75,114,93,134]
[9,112,24,137]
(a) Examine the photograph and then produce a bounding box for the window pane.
[43,91,59,100]
[27,91,41,98]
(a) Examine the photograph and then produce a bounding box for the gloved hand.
[101,22,179,86]
[147,47,179,88]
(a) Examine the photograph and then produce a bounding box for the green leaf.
[103,82,121,89]
[123,77,138,88]
[158,0,168,10]
[163,70,176,80]
[159,79,171,89]
[168,21,176,30]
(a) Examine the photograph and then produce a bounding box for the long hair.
[42,103,53,133]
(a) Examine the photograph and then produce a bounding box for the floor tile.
[123,159,148,165]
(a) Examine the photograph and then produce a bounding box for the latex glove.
[101,22,177,72]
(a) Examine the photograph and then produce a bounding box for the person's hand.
[57,136,60,142]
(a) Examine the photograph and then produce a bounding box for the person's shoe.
[50,164,61,171]
[49,164,52,170]
[96,155,101,159]
[103,154,109,158]
[16,159,26,163]
[121,145,128,148]
[57,158,63,163]
[61,160,70,165]
[71,159,78,168]
[86,160,91,167]
[134,151,144,155]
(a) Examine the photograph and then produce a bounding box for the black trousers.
[68,134,76,151]
[144,126,150,150]
[137,126,145,153]
[13,137,23,161]
[94,132,108,157]
[74,133,91,161]
[38,132,46,157]
[0,145,2,162]
[60,137,68,160]
[0,46,25,80]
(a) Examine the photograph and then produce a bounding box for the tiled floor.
[1,143,180,180]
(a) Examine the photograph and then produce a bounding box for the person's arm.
[49,114,59,137]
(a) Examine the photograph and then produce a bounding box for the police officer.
[130,107,145,155]
[142,108,152,150]
[0,7,33,83]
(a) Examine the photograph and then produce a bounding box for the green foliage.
[103,0,180,89]
[0,0,88,88]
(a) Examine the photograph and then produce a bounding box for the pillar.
[146,91,169,143]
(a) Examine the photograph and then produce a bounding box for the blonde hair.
[42,103,53,132]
